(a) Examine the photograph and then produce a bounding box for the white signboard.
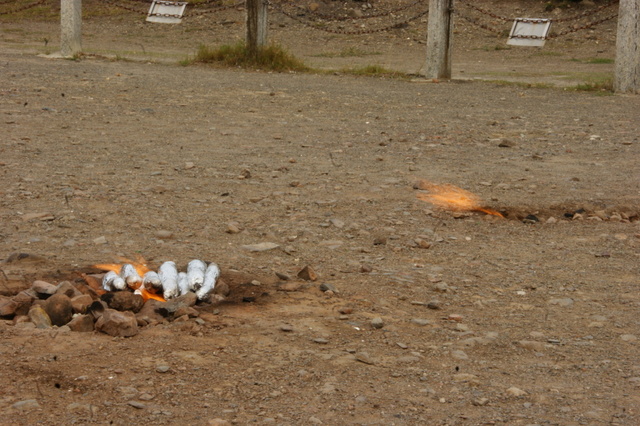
[146,0,187,24]
[507,18,552,47]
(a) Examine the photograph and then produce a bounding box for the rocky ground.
[1,0,639,425]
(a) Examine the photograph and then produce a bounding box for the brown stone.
[71,294,94,314]
[0,296,18,317]
[56,281,82,298]
[32,280,57,296]
[67,314,95,332]
[95,308,139,337]
[136,299,165,323]
[101,291,144,313]
[158,292,197,318]
[44,294,74,326]
[87,300,107,320]
[213,279,230,297]
[28,305,52,328]
[11,291,36,316]
[297,265,318,281]
[174,306,199,318]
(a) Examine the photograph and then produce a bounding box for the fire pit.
[0,257,229,338]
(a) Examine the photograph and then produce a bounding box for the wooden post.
[425,0,453,79]
[246,0,268,54]
[614,0,640,94]
[60,0,82,57]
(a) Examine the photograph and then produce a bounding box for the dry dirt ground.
[1,1,640,425]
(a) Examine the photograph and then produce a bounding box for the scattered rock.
[156,365,171,373]
[433,282,450,292]
[93,236,107,245]
[506,387,527,397]
[101,291,144,313]
[0,296,18,317]
[355,352,375,365]
[472,397,489,406]
[67,314,95,332]
[55,281,82,298]
[280,324,294,332]
[11,291,36,316]
[451,350,469,360]
[371,317,384,329]
[620,334,637,342]
[297,265,318,281]
[12,399,40,410]
[275,272,291,281]
[241,242,280,252]
[208,419,231,426]
[43,294,73,326]
[427,300,441,310]
[66,402,97,415]
[548,297,574,307]
[319,282,336,292]
[411,318,431,326]
[155,230,173,240]
[313,338,329,344]
[158,292,197,317]
[95,308,139,337]
[128,400,146,409]
[519,340,546,351]
[70,294,94,314]
[32,280,57,296]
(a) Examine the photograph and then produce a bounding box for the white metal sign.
[507,18,552,47]
[146,0,187,24]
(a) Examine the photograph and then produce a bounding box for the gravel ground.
[1,1,639,425]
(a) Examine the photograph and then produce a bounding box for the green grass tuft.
[340,64,408,79]
[312,47,381,58]
[184,41,309,72]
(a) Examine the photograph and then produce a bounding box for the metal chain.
[269,0,425,22]
[548,13,618,38]
[457,0,618,24]
[185,1,244,16]
[100,0,148,15]
[456,7,618,40]
[456,0,510,22]
[455,9,504,35]
[546,0,618,23]
[0,0,49,16]
[270,2,428,36]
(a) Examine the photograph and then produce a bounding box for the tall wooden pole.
[614,0,640,94]
[246,0,267,54]
[60,0,82,58]
[425,0,453,79]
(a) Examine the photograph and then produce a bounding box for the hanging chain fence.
[455,0,619,39]
[268,0,429,36]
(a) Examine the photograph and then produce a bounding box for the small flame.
[92,256,164,302]
[415,180,504,218]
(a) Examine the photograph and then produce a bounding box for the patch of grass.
[585,58,614,64]
[312,47,381,58]
[566,78,614,93]
[486,44,511,51]
[339,64,409,79]
[569,57,614,64]
[532,50,564,57]
[484,80,555,89]
[184,42,309,72]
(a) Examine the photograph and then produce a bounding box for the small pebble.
[371,317,384,329]
[156,365,170,373]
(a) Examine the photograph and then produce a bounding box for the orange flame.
[92,256,165,302]
[415,180,504,218]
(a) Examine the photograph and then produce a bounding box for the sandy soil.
[1,1,639,425]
